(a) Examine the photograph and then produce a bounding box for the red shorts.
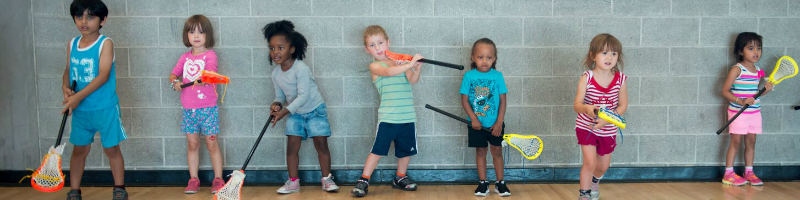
[576,128,617,156]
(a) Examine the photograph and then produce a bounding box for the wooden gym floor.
[2,182,799,200]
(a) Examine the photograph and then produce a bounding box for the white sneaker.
[277,179,300,194]
[321,173,339,192]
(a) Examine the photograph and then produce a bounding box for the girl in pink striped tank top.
[573,34,629,200]
[719,32,773,187]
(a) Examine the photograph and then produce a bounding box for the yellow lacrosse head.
[502,133,544,160]
[768,56,798,85]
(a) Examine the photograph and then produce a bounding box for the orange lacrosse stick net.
[189,70,230,103]
[20,144,66,192]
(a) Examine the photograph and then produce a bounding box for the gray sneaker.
[112,188,128,200]
[590,182,600,200]
[66,190,81,200]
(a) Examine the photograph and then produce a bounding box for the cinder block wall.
[19,0,800,171]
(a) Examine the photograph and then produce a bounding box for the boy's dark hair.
[733,32,763,62]
[262,20,308,65]
[470,38,497,70]
[70,0,109,29]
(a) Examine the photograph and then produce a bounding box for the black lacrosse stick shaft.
[56,81,77,146]
[242,115,275,170]
[419,59,464,70]
[716,87,766,135]
[425,104,492,132]
[793,106,800,110]
[181,80,203,88]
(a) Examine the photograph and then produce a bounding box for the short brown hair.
[583,33,624,72]
[182,15,215,48]
[363,25,388,46]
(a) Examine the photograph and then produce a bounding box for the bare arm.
[721,67,743,104]
[573,74,596,118]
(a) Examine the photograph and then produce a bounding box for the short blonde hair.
[183,15,215,48]
[583,33,623,72]
[363,25,389,46]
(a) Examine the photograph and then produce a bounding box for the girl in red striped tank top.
[573,34,629,200]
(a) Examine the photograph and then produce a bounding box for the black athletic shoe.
[495,180,511,197]
[474,180,490,196]
[351,179,369,197]
[392,176,418,191]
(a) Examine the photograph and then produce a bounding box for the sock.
[360,175,370,182]
[725,167,734,175]
[114,185,125,190]
[592,175,602,183]
[71,189,81,194]
[289,177,299,182]
[479,180,486,184]
[396,172,406,177]
[745,166,753,174]
[579,189,591,196]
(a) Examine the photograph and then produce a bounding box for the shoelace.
[398,176,414,185]
[355,180,369,189]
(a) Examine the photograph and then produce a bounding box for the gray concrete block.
[33,0,63,16]
[116,78,161,107]
[611,135,638,164]
[755,134,800,163]
[129,48,188,77]
[313,47,372,77]
[414,106,434,136]
[612,0,670,16]
[760,72,800,105]
[114,48,129,77]
[252,0,312,16]
[215,48,253,77]
[434,0,492,16]
[219,17,281,47]
[225,137,285,167]
[412,77,462,106]
[622,47,669,77]
[431,106,471,136]
[328,107,376,136]
[523,77,576,105]
[103,17,159,47]
[583,18,641,46]
[158,17,221,47]
[700,18,758,46]
[37,78,64,108]
[504,106,552,136]
[119,138,164,167]
[668,106,725,134]
[698,76,727,105]
[404,18,463,46]
[760,18,800,46]
[253,107,287,137]
[298,136,346,167]
[219,77,273,106]
[414,136,466,165]
[525,18,582,46]
[129,108,181,137]
[623,106,668,134]
[345,136,398,165]
[640,77,697,105]
[314,77,343,106]
[694,135,733,164]
[759,105,782,133]
[164,137,225,167]
[782,107,800,132]
[189,0,250,16]
[34,16,75,47]
[504,77,523,106]
[40,138,104,169]
[374,0,434,16]
[642,18,699,46]
[551,106,577,135]
[285,17,343,46]
[127,0,186,16]
[553,0,611,16]
[624,76,640,106]
[312,0,371,16]
[342,17,404,46]
[493,0,552,16]
[431,47,470,76]
[731,0,787,17]
[38,108,71,138]
[670,48,732,76]
[672,0,729,16]
[35,46,67,78]
[497,48,552,76]
[551,47,585,76]
[464,18,523,46]
[219,107,254,136]
[537,136,581,165]
[792,0,800,16]
[343,77,379,106]
[639,135,695,163]
[160,78,182,107]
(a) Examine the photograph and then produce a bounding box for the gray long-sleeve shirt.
[272,59,325,114]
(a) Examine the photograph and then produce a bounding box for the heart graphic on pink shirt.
[183,58,206,82]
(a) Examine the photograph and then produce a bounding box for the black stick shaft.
[242,115,274,170]
[180,80,203,88]
[56,81,77,146]
[793,106,800,110]
[419,59,464,70]
[716,88,766,135]
[425,104,492,132]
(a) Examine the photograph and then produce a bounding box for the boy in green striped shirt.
[351,25,423,197]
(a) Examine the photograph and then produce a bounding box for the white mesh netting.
[215,170,246,200]
[774,58,797,80]
[503,136,542,159]
[32,144,65,191]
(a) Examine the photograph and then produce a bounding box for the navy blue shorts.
[371,122,417,158]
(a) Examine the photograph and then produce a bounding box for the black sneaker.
[474,180,490,196]
[351,179,369,197]
[495,180,511,197]
[392,176,418,191]
[112,187,128,200]
[66,190,81,200]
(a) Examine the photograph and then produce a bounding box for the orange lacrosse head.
[200,70,230,84]
[385,50,413,61]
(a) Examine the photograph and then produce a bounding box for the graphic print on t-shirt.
[469,79,497,118]
[183,56,206,82]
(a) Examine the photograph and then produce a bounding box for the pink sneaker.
[321,173,339,192]
[722,172,748,186]
[277,179,300,194]
[184,177,200,194]
[745,172,763,186]
[211,178,225,194]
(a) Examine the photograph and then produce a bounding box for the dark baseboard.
[2,166,798,187]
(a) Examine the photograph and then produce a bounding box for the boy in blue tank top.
[61,1,127,199]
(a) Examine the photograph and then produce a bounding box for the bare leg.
[312,136,332,176]
[186,133,200,178]
[579,145,598,190]
[69,145,91,190]
[490,145,504,180]
[103,145,125,186]
[286,136,302,178]
[475,147,488,180]
[204,135,223,179]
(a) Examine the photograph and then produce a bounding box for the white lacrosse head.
[214,170,246,200]
[31,144,67,192]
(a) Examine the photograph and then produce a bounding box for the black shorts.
[467,123,505,148]
[371,122,417,158]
